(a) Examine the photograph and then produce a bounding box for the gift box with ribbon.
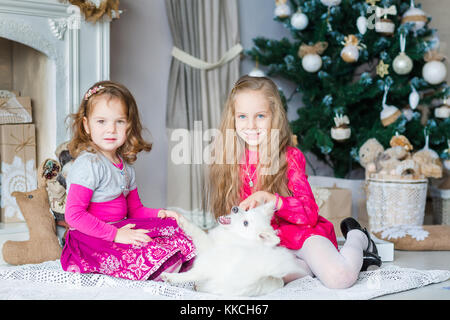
[311,185,352,237]
[0,96,33,124]
[0,123,37,222]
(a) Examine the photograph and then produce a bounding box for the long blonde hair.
[206,75,294,219]
[67,80,152,164]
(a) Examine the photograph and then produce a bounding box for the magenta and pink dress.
[60,151,196,281]
[240,146,338,250]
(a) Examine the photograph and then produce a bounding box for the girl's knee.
[319,265,359,289]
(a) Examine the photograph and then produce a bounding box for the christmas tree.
[246,0,450,178]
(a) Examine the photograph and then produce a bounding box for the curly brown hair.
[67,80,152,164]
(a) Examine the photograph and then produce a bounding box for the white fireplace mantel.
[0,0,111,148]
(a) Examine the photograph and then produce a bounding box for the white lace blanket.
[0,260,449,300]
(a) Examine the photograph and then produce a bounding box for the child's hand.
[114,223,152,245]
[158,209,181,223]
[239,191,277,211]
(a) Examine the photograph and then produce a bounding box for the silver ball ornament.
[291,11,308,30]
[423,60,447,85]
[393,52,413,75]
[302,54,322,73]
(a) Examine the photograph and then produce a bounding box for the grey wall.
[110,0,172,208]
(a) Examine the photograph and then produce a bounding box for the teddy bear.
[410,134,443,179]
[358,138,384,178]
[36,141,74,244]
[358,135,421,179]
[375,146,411,178]
[377,135,417,179]
[390,134,413,152]
[413,150,443,179]
[37,158,63,211]
[358,138,404,178]
[53,142,74,239]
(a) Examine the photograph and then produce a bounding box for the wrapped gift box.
[0,96,33,124]
[309,176,370,230]
[0,123,37,223]
[311,185,352,237]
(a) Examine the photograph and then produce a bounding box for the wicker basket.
[365,178,428,232]
[430,186,450,225]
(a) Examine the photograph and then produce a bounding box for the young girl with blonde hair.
[206,75,381,289]
[60,80,195,281]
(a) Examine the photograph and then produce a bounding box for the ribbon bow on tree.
[298,41,328,58]
[341,35,366,49]
[375,5,397,19]
[424,50,447,62]
[333,114,350,127]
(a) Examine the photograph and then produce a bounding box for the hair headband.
[84,85,105,100]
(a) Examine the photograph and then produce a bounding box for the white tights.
[284,230,369,289]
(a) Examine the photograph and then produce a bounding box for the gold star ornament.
[366,0,380,6]
[377,60,390,78]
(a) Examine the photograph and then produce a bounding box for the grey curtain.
[165,0,241,228]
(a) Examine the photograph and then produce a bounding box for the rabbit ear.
[259,230,280,246]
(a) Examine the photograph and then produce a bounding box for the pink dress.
[60,158,195,281]
[240,146,337,250]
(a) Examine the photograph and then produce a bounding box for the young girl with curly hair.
[60,80,195,281]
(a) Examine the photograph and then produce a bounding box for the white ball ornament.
[298,42,328,73]
[423,60,447,85]
[340,35,362,63]
[393,53,413,75]
[320,0,341,7]
[291,10,308,30]
[402,1,427,32]
[302,54,323,73]
[393,33,413,75]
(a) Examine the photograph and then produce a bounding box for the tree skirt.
[0,260,449,300]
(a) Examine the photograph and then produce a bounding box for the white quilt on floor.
[0,260,449,300]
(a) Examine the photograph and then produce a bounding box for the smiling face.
[83,95,129,162]
[234,89,272,150]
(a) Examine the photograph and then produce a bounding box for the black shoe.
[340,217,382,271]
[361,251,382,271]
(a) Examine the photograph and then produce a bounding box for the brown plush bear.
[358,138,384,178]
[358,138,415,179]
[413,149,443,179]
[2,187,62,265]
